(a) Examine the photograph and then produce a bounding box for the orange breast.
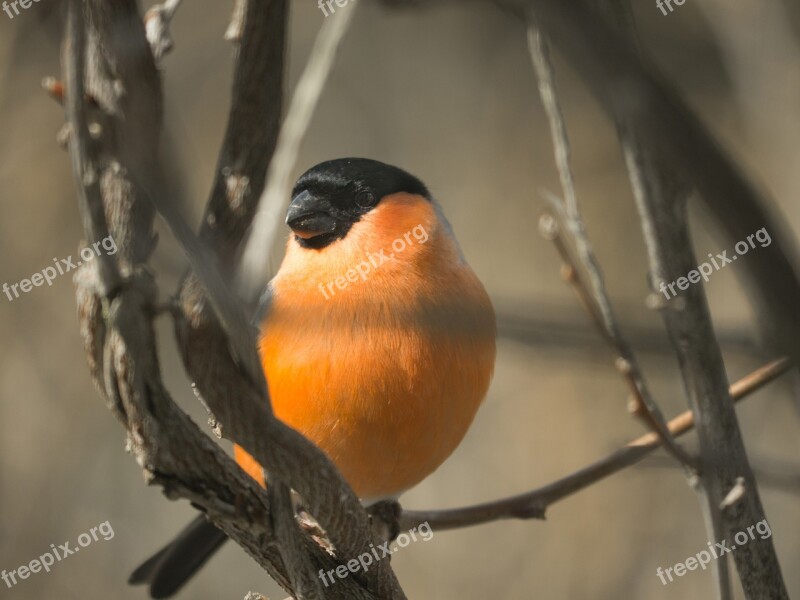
[236,194,495,502]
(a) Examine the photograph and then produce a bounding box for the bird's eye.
[355,190,375,208]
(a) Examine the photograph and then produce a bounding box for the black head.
[286,158,430,249]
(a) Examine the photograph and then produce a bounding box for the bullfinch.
[129,158,496,598]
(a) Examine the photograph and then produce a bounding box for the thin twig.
[400,357,792,531]
[237,5,359,302]
[538,211,696,468]
[64,0,121,294]
[529,24,694,470]
[494,306,758,356]
[522,0,800,371]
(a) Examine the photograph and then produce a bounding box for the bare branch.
[238,5,359,301]
[164,1,405,596]
[64,0,121,294]
[527,0,800,369]
[528,23,693,469]
[63,1,399,597]
[538,209,695,468]
[400,357,792,532]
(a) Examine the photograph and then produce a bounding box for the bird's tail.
[128,515,228,599]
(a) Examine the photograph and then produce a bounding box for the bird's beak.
[285,190,337,240]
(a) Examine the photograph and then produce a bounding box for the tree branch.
[400,357,792,531]
[237,4,359,302]
[64,1,400,597]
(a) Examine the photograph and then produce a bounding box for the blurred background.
[1,1,799,598]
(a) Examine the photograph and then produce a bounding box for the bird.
[129,158,496,598]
